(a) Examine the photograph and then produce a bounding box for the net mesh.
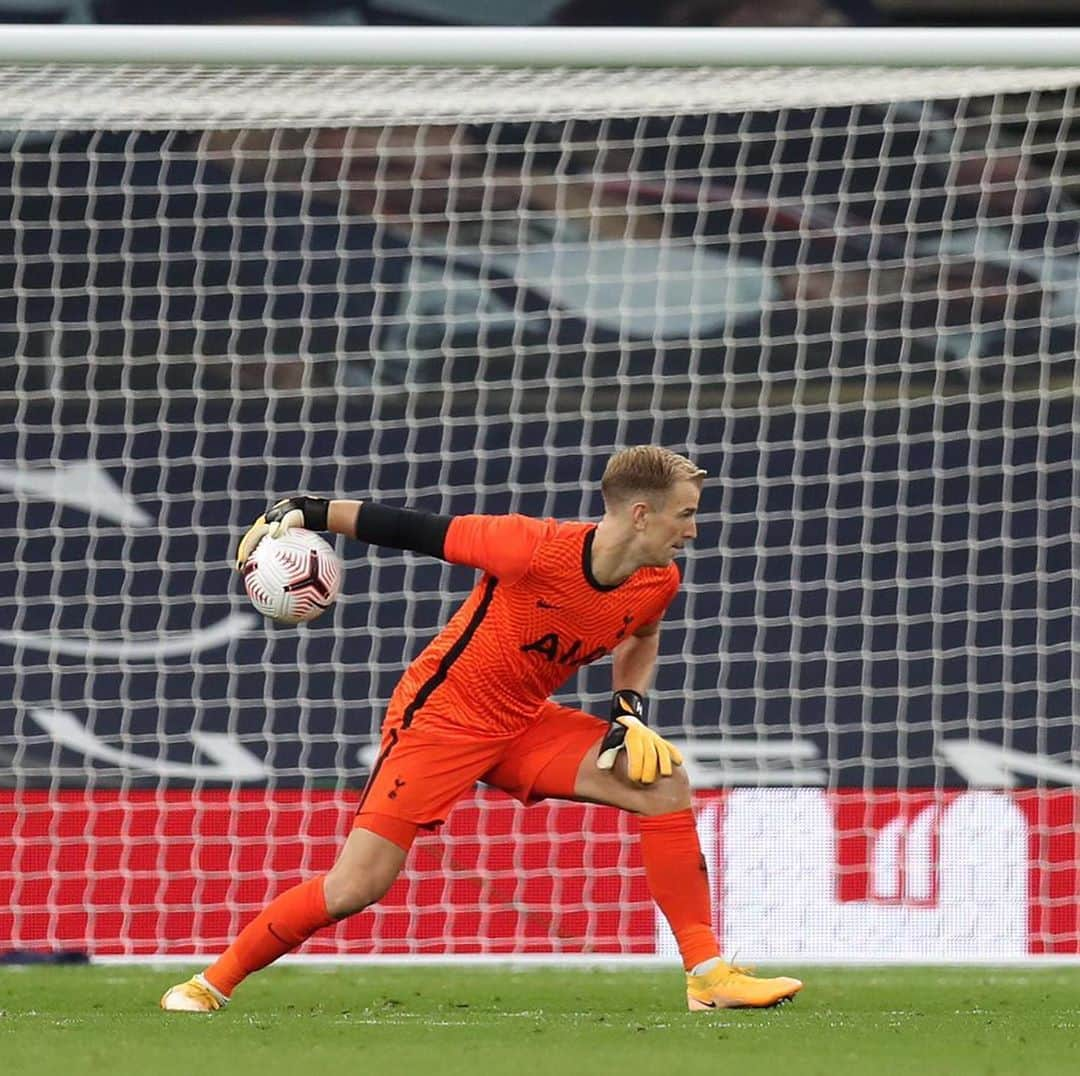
[3,63,1080,127]
[2,58,1080,960]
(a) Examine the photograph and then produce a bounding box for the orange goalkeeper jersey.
[386,515,680,736]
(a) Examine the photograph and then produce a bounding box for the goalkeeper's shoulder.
[442,513,557,581]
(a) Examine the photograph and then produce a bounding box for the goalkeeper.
[162,445,802,1013]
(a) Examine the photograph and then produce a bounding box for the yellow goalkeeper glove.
[234,495,330,570]
[596,689,683,785]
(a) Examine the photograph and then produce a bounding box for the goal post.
[2,27,1080,963]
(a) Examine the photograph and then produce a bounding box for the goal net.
[3,26,1080,963]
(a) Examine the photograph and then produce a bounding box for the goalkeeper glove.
[596,689,683,785]
[234,495,330,571]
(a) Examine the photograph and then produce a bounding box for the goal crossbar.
[4,26,1080,69]
[3,27,1080,128]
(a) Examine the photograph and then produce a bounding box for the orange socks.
[202,815,715,994]
[204,875,335,998]
[638,808,720,971]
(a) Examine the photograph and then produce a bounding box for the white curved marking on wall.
[0,612,259,660]
[29,709,268,781]
[0,461,153,526]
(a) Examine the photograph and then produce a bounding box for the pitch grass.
[3,965,1080,1076]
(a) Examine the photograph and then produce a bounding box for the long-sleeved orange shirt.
[386,515,679,736]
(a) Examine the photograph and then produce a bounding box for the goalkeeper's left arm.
[596,626,683,785]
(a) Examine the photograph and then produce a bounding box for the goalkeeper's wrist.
[292,496,329,531]
[610,688,647,724]
[268,495,329,531]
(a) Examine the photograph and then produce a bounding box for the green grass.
[3,964,1080,1076]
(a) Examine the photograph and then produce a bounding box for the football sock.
[638,808,720,972]
[204,875,335,997]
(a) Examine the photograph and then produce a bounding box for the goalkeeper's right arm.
[234,495,330,569]
[235,496,454,569]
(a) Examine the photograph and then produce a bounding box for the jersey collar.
[582,526,622,592]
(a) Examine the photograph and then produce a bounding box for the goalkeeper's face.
[637,480,701,567]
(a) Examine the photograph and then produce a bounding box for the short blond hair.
[601,446,706,507]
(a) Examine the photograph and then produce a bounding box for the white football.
[241,528,343,625]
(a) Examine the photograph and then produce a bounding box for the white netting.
[2,41,1080,961]
[4,63,1080,128]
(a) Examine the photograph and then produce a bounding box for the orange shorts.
[353,700,608,850]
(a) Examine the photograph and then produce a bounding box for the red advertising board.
[1,789,1076,958]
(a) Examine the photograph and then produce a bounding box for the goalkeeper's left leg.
[636,804,801,1008]
[514,709,723,975]
[513,708,802,1010]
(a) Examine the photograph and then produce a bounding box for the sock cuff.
[637,807,696,833]
[681,927,722,972]
[303,875,333,928]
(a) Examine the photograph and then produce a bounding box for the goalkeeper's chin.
[658,543,686,566]
[640,540,687,569]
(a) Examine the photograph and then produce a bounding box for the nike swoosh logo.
[536,600,561,610]
[0,612,258,661]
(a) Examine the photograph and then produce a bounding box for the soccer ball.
[241,528,343,625]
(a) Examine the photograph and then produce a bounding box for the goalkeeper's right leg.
[160,827,408,1012]
[159,973,228,1013]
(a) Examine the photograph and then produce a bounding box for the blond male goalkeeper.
[162,446,802,1013]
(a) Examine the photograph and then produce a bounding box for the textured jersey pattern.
[387,517,680,735]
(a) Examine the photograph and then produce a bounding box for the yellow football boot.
[686,962,803,1010]
[159,973,229,1013]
